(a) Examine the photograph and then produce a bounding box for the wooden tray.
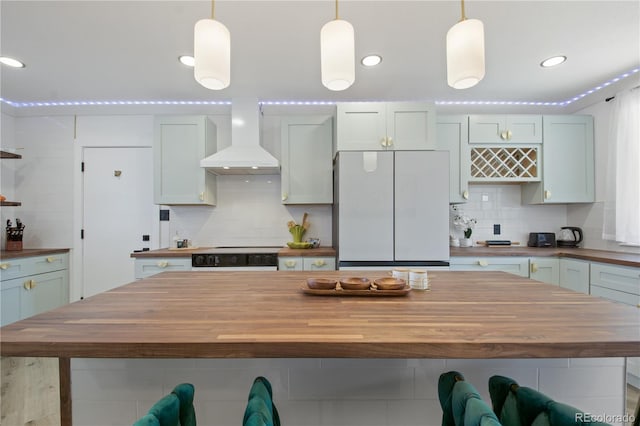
[301,285,411,297]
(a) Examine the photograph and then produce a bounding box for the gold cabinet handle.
[462,190,469,200]
[506,130,513,140]
[544,190,551,200]
[157,261,169,268]
[312,259,326,267]
[380,137,388,147]
[285,260,297,268]
[30,280,36,289]
[0,263,10,270]
[500,130,508,140]
[386,137,393,147]
[199,192,205,201]
[282,193,288,201]
[530,262,538,273]
[23,280,35,290]
[46,256,56,263]
[478,260,489,267]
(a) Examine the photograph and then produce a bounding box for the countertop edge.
[1,248,70,260]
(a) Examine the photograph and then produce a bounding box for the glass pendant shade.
[194,18,231,90]
[446,18,485,89]
[320,19,355,91]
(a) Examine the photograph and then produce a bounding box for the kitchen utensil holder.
[6,226,24,251]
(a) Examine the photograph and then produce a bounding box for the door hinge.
[81,229,84,239]
[81,162,85,172]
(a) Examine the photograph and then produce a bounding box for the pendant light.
[320,0,355,91]
[194,0,230,90]
[446,0,485,89]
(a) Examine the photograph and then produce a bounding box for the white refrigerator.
[334,150,450,268]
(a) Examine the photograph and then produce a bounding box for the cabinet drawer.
[450,257,529,277]
[278,257,303,271]
[590,285,640,307]
[0,257,31,281]
[590,262,640,295]
[32,253,69,275]
[134,258,192,279]
[303,257,336,271]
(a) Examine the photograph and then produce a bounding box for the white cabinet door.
[394,151,449,261]
[21,270,69,319]
[336,102,436,151]
[336,103,387,151]
[134,258,192,279]
[469,115,542,143]
[559,258,589,294]
[450,257,530,277]
[337,151,394,261]
[154,116,217,205]
[278,257,304,271]
[522,115,594,204]
[386,102,437,150]
[281,116,333,204]
[437,115,469,203]
[529,257,559,285]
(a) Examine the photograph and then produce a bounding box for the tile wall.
[71,357,626,426]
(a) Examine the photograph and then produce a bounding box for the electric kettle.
[557,226,583,248]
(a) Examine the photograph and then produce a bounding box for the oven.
[191,247,279,271]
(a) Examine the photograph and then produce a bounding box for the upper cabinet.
[437,115,470,203]
[336,102,436,151]
[153,116,217,205]
[522,115,594,204]
[280,116,333,204]
[469,115,542,144]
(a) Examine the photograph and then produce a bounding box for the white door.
[82,147,155,298]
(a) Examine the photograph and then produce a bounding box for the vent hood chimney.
[200,98,280,175]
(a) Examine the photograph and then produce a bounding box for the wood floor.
[1,356,639,426]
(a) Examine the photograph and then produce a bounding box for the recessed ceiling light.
[0,56,25,68]
[178,55,195,67]
[361,55,382,67]
[540,56,567,68]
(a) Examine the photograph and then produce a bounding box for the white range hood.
[200,98,280,175]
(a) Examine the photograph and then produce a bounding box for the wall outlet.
[159,209,170,221]
[493,224,501,235]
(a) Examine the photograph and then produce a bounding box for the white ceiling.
[1,0,639,115]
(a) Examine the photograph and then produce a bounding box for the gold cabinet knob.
[478,260,489,267]
[462,190,469,200]
[0,263,10,270]
[282,193,288,201]
[46,256,56,263]
[312,259,326,267]
[386,137,393,147]
[544,190,551,200]
[380,137,388,147]
[506,130,513,140]
[500,130,508,140]
[285,260,297,268]
[199,192,205,201]
[157,261,169,268]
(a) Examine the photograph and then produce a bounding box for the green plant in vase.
[287,212,310,243]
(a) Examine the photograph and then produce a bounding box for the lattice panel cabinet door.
[469,145,541,182]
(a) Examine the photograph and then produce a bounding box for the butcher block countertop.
[130,246,336,258]
[1,270,639,359]
[0,248,69,260]
[450,247,640,268]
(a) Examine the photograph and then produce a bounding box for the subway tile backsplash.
[451,185,568,245]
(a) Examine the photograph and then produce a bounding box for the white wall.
[1,112,17,248]
[70,357,626,426]
[567,82,640,254]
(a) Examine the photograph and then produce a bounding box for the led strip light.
[1,67,638,109]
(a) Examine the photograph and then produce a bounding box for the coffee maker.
[556,227,583,248]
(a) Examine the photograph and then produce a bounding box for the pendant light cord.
[460,0,466,21]
[211,0,215,19]
[335,0,339,20]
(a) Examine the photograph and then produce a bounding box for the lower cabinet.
[0,253,69,326]
[134,258,192,279]
[278,256,336,271]
[529,257,559,285]
[559,258,590,294]
[449,257,529,277]
[589,261,640,387]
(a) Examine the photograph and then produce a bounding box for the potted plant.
[452,209,477,247]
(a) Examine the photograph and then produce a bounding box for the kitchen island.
[1,270,639,425]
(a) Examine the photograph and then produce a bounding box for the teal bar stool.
[488,375,611,426]
[133,383,196,426]
[243,376,281,426]
[439,371,502,426]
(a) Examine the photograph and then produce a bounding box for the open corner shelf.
[0,150,22,159]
